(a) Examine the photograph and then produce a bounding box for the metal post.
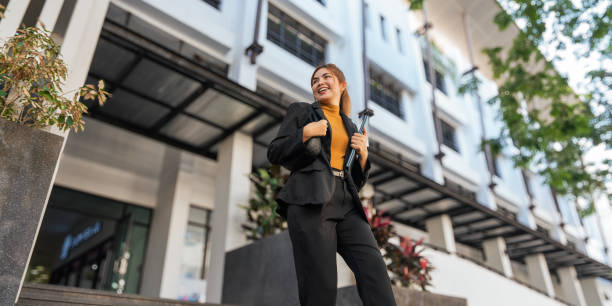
[421,2,444,162]
[462,12,496,189]
[245,0,264,64]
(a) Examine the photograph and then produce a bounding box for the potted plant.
[240,165,288,240]
[366,207,434,290]
[0,16,109,304]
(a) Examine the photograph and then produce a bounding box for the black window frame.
[266,4,327,67]
[395,27,403,53]
[380,15,387,41]
[185,206,213,280]
[492,156,502,178]
[202,0,221,10]
[423,59,448,95]
[438,118,459,152]
[369,67,403,119]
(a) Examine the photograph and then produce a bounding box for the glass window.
[492,157,501,178]
[423,60,448,95]
[380,16,387,40]
[26,187,152,295]
[438,118,459,152]
[178,206,212,302]
[369,67,403,119]
[266,4,327,66]
[203,0,221,9]
[395,28,403,53]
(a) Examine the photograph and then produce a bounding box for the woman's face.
[311,68,346,106]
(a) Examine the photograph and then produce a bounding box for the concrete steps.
[17,283,234,306]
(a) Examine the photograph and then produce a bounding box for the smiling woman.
[267,63,396,306]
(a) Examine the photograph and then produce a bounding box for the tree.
[459,0,610,216]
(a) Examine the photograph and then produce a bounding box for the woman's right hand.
[302,120,328,142]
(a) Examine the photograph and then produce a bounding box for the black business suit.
[267,101,396,306]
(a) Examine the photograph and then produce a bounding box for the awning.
[86,18,286,163]
[367,142,612,280]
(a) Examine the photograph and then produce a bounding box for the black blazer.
[267,101,372,220]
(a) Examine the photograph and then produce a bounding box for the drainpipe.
[461,12,496,189]
[420,2,445,162]
[245,0,264,64]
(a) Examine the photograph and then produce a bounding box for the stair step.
[17,283,235,306]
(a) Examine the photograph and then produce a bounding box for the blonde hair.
[310,63,352,117]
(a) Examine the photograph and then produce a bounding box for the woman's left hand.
[350,126,368,162]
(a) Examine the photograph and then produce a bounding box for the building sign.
[59,221,102,260]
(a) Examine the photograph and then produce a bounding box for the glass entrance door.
[109,213,134,294]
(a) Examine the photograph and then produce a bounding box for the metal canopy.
[86,16,611,282]
[367,141,612,281]
[85,19,285,161]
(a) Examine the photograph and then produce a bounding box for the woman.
[267,63,396,306]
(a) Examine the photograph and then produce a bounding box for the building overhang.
[367,141,612,281]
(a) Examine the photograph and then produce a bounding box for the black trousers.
[287,175,396,306]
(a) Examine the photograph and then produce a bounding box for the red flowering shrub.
[364,205,434,290]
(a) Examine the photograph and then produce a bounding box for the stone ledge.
[17,283,234,305]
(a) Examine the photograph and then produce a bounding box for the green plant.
[241,165,288,240]
[456,0,611,215]
[366,205,434,291]
[0,20,109,132]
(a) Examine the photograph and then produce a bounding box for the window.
[369,68,403,119]
[380,16,387,41]
[395,28,403,53]
[203,0,221,9]
[423,60,447,94]
[178,206,212,302]
[267,4,327,66]
[438,118,459,152]
[492,157,501,178]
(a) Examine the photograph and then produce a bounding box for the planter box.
[222,231,467,306]
[0,119,65,304]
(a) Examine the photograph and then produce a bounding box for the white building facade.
[3,0,611,305]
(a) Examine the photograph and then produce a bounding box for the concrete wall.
[425,249,567,306]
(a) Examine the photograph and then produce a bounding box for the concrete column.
[517,205,537,230]
[557,266,587,306]
[476,185,497,210]
[482,237,513,277]
[551,225,568,245]
[421,155,445,185]
[141,147,194,299]
[580,277,605,306]
[37,0,64,30]
[525,253,555,297]
[0,0,31,41]
[206,132,253,303]
[425,214,456,253]
[226,0,260,90]
[60,0,110,94]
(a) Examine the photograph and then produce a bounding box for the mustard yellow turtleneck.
[321,103,348,170]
